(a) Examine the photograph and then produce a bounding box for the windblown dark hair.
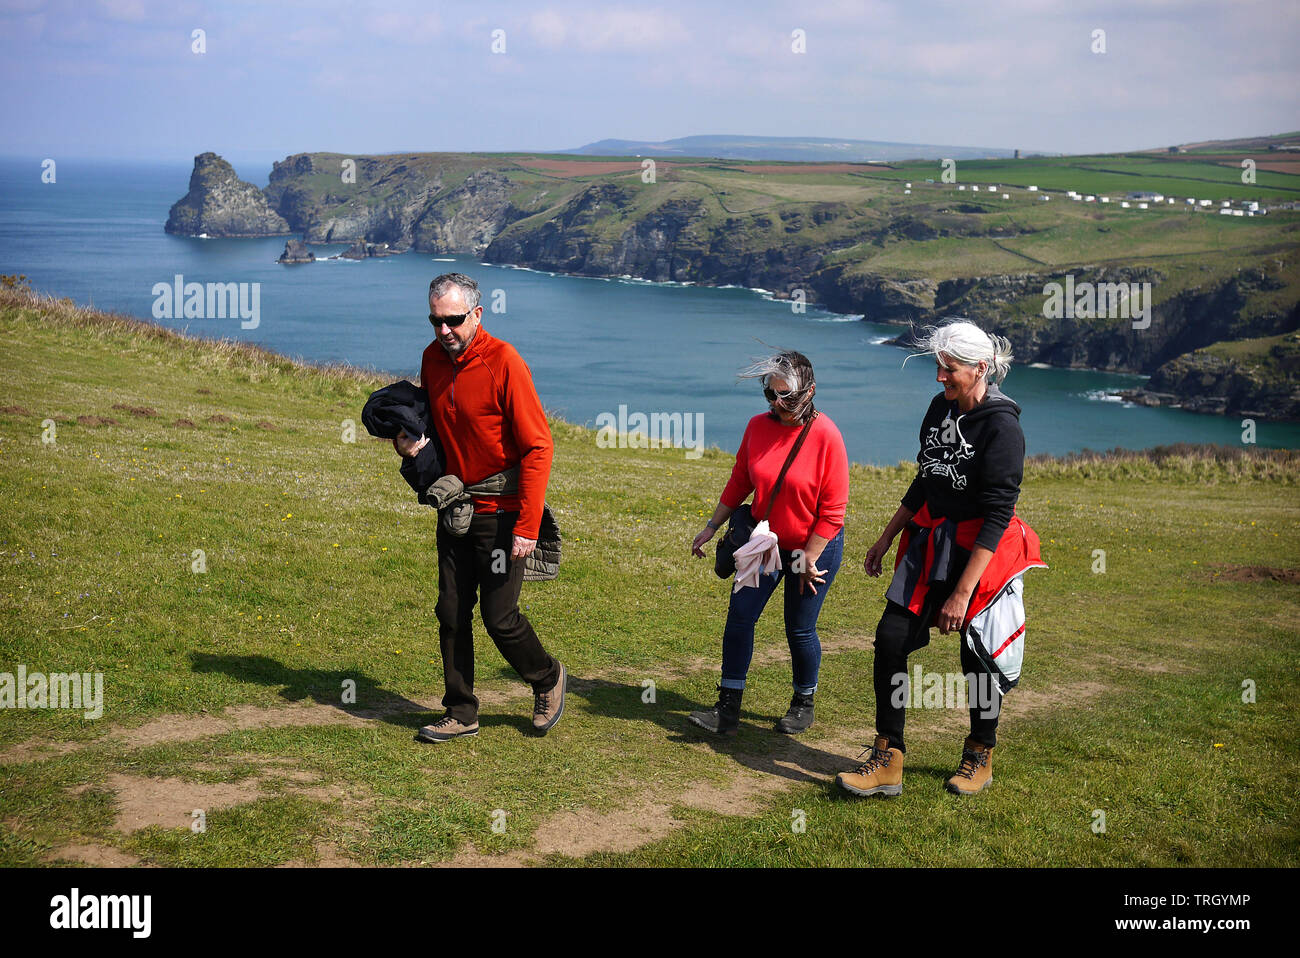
[738,349,817,424]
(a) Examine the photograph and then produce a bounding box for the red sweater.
[420,326,553,540]
[720,412,849,551]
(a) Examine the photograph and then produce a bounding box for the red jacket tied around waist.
[893,503,1046,626]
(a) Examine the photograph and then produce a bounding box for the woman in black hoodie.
[838,320,1043,798]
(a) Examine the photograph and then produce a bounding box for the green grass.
[1204,331,1298,362]
[875,154,1300,201]
[1,290,1297,867]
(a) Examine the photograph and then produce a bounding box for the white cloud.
[527,6,690,51]
[286,24,344,49]
[94,0,146,21]
[528,10,567,48]
[362,9,442,44]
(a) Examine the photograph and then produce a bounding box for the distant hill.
[1149,131,1300,154]
[566,134,1042,163]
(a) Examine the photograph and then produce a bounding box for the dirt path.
[9,642,1111,868]
[436,679,1108,867]
[0,636,881,766]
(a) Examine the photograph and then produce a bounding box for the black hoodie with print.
[899,384,1025,553]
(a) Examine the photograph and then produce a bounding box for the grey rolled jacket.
[424,466,562,582]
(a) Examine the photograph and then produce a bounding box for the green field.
[866,154,1300,202]
[1,289,1298,867]
[488,147,1300,202]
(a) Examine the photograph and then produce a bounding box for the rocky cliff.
[166,153,290,237]
[167,151,1300,417]
[860,263,1299,374]
[1121,332,1300,420]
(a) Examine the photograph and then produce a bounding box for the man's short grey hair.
[429,272,481,311]
[906,319,1013,384]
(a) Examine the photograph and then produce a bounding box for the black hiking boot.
[775,691,815,734]
[688,685,743,735]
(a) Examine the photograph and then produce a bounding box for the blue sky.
[2,0,1297,174]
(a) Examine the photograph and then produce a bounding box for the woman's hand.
[865,505,914,576]
[694,503,734,558]
[937,588,972,634]
[798,553,827,595]
[941,546,994,633]
[863,536,892,577]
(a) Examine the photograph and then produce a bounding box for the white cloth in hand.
[732,519,781,593]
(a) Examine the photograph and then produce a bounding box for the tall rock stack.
[277,239,315,263]
[165,153,291,237]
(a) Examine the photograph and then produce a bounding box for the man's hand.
[392,430,426,459]
[511,535,537,560]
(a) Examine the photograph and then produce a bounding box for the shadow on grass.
[190,653,436,732]
[189,653,541,739]
[571,676,887,798]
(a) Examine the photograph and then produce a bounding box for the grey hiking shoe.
[775,691,815,734]
[688,685,743,735]
[415,715,479,743]
[532,661,566,734]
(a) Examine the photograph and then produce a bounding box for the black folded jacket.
[362,380,445,497]
[362,380,429,440]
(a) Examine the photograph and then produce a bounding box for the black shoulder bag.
[714,416,815,579]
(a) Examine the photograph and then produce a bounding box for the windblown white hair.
[907,320,1013,384]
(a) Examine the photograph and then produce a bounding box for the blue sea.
[2,155,1297,465]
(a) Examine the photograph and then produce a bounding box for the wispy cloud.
[2,0,1296,162]
[526,6,691,51]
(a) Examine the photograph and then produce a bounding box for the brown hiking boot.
[415,714,479,744]
[836,735,904,797]
[946,736,994,795]
[532,661,566,734]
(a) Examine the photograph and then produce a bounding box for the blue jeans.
[720,528,844,694]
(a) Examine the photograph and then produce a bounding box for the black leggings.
[872,597,999,753]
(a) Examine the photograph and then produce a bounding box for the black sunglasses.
[429,311,471,329]
[764,385,796,403]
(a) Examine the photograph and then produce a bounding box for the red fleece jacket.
[720,412,849,551]
[420,326,553,540]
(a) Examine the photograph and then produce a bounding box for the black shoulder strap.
[760,415,816,522]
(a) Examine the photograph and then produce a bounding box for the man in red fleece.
[395,273,565,743]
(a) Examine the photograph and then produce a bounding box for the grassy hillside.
[264,150,1300,276]
[1,289,1297,867]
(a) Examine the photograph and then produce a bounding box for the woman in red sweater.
[689,350,849,735]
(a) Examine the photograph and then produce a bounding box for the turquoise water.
[2,155,1297,465]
